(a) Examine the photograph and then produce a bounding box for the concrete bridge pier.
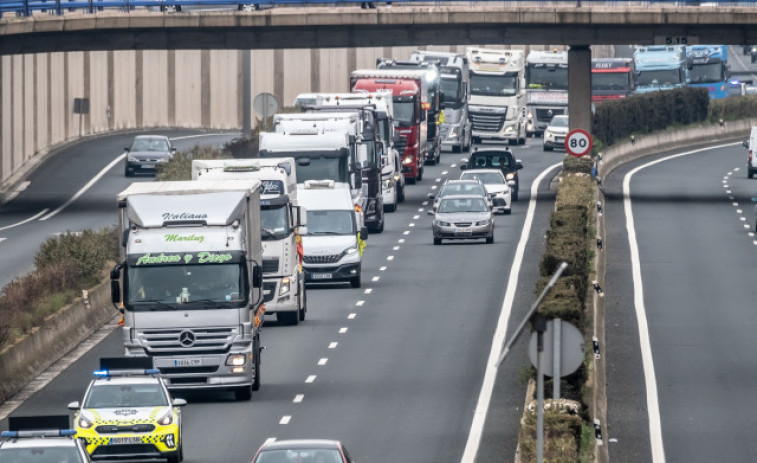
[568,45,592,137]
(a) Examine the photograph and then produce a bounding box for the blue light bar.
[2,429,77,438]
[92,368,160,378]
[730,79,740,85]
[93,370,109,377]
[1,431,18,438]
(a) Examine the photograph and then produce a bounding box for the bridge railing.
[0,0,748,19]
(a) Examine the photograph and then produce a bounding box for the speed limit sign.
[565,129,593,158]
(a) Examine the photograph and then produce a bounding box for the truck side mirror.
[253,264,262,289]
[111,280,122,305]
[298,225,308,236]
[743,139,749,148]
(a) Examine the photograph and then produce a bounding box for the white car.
[543,115,569,151]
[459,169,511,214]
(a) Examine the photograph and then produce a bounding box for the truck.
[525,50,569,137]
[259,118,363,207]
[465,47,527,145]
[191,158,307,325]
[633,45,687,94]
[686,45,730,99]
[376,58,443,164]
[298,180,368,288]
[409,50,472,153]
[591,58,636,102]
[350,69,428,184]
[313,91,406,212]
[111,180,265,401]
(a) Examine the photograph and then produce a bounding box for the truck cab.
[191,158,307,325]
[113,180,264,401]
[633,45,687,94]
[591,58,636,102]
[525,49,568,137]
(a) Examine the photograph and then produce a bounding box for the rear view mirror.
[426,210,434,216]
[172,398,187,407]
[67,401,80,411]
[515,161,524,170]
[111,280,121,305]
[460,164,467,171]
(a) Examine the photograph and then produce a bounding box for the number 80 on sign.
[565,129,593,158]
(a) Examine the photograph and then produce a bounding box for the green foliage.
[519,410,584,463]
[593,87,709,146]
[707,94,757,123]
[562,156,594,175]
[34,228,119,281]
[155,145,227,181]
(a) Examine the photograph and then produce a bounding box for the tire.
[350,275,361,288]
[512,188,519,202]
[486,235,494,244]
[251,335,261,391]
[433,237,442,245]
[508,139,516,146]
[473,136,481,144]
[376,215,384,233]
[544,145,553,152]
[298,285,306,321]
[397,184,405,202]
[417,167,423,181]
[125,165,133,177]
[749,169,754,179]
[406,176,416,185]
[277,310,298,326]
[505,209,511,215]
[384,201,396,213]
[167,450,181,463]
[234,385,252,401]
[452,145,461,153]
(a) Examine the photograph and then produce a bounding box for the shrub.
[155,145,227,182]
[519,409,584,463]
[708,94,757,123]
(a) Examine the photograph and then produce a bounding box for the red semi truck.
[350,70,428,184]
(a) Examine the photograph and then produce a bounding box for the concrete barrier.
[0,280,118,404]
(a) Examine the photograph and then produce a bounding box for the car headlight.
[278,277,290,296]
[344,245,358,257]
[436,220,451,227]
[506,173,516,181]
[545,131,554,140]
[475,219,491,226]
[402,156,414,165]
[383,178,395,189]
[77,415,93,430]
[157,411,174,426]
[127,154,138,162]
[226,353,246,366]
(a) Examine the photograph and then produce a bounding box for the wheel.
[452,145,461,153]
[350,275,361,288]
[376,215,384,233]
[505,209,511,215]
[406,176,416,185]
[125,164,133,177]
[397,183,405,202]
[486,235,494,244]
[544,145,553,152]
[384,201,396,213]
[234,385,252,401]
[298,285,306,321]
[417,167,423,181]
[433,237,442,245]
[512,188,519,202]
[277,310,298,325]
[749,170,754,179]
[167,445,183,463]
[508,139,516,146]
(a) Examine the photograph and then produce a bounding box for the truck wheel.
[486,235,494,244]
[251,335,261,391]
[277,311,298,325]
[512,188,519,202]
[452,145,461,153]
[406,176,416,185]
[749,170,754,179]
[234,385,252,401]
[350,275,361,288]
[299,287,306,321]
[417,167,423,181]
[124,164,132,177]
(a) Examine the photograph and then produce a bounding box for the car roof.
[442,179,482,185]
[259,439,341,450]
[133,135,168,140]
[91,376,163,387]
[469,148,513,156]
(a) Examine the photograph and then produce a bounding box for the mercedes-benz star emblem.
[179,330,195,347]
[547,109,554,118]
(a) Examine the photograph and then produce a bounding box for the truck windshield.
[126,262,247,310]
[470,74,518,97]
[637,69,682,86]
[526,66,568,90]
[306,210,356,236]
[687,62,724,84]
[84,383,169,408]
[261,204,289,241]
[591,72,631,91]
[392,101,416,126]
[440,76,462,108]
[296,157,350,184]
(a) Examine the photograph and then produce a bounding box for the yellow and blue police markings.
[75,406,180,455]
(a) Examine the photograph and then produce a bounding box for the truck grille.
[157,366,219,375]
[535,107,564,122]
[139,327,237,354]
[262,258,279,274]
[263,281,277,303]
[470,111,505,132]
[303,254,341,264]
[395,138,407,156]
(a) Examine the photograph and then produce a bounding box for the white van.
[298,180,367,288]
[745,127,757,179]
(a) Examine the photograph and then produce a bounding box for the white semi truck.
[191,158,307,325]
[465,47,527,145]
[111,180,265,401]
[525,50,569,137]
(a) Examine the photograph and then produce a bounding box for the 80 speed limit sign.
[565,129,593,158]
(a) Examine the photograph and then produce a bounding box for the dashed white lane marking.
[409,223,415,227]
[413,215,420,219]
[364,288,372,294]
[372,276,380,282]
[418,208,424,212]
[318,358,328,366]
[749,232,756,237]
[431,185,438,190]
[279,416,291,425]
[450,163,457,168]
[339,327,348,334]
[435,178,441,182]
[387,255,395,261]
[737,209,743,213]
[733,202,739,207]
[722,180,728,184]
[393,246,400,251]
[726,190,732,194]
[293,395,304,403]
[305,375,316,383]
[328,342,338,349]
[348,313,356,319]
[403,231,410,235]
[356,300,365,307]
[398,239,405,243]
[744,224,751,229]
[264,437,277,445]
[740,217,746,221]
[442,171,449,175]
[379,266,387,271]
[0,208,49,231]
[422,201,429,206]
[735,167,741,171]
[0,238,5,244]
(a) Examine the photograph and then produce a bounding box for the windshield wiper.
[134,300,177,310]
[187,299,233,308]
[309,231,347,235]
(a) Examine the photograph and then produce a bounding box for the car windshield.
[254,449,343,463]
[461,172,505,185]
[549,116,569,128]
[131,138,169,152]
[440,183,486,197]
[438,198,489,213]
[126,262,247,310]
[470,74,517,97]
[306,210,356,236]
[261,205,290,241]
[0,447,84,463]
[84,383,169,408]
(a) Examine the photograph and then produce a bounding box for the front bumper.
[433,223,493,240]
[543,134,566,149]
[125,159,168,174]
[472,120,519,141]
[79,424,180,460]
[304,262,361,283]
[144,353,254,390]
[440,123,464,149]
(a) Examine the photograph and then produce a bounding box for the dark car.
[124,135,176,177]
[460,147,523,201]
[251,439,354,463]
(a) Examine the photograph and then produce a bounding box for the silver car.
[428,179,488,212]
[459,169,512,215]
[124,135,176,177]
[428,194,494,245]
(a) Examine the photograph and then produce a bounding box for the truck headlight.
[527,110,533,119]
[382,178,395,189]
[279,277,290,296]
[504,125,513,132]
[157,411,173,426]
[77,415,93,430]
[448,128,458,139]
[344,245,358,256]
[226,354,246,366]
[402,156,414,165]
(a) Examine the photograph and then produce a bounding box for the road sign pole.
[534,315,547,463]
[553,318,561,399]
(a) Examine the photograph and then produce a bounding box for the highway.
[603,142,757,463]
[0,133,564,462]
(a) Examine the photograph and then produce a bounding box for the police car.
[0,415,90,462]
[67,358,186,462]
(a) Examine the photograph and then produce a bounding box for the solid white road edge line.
[170,132,237,141]
[460,161,562,463]
[0,208,50,231]
[623,141,738,463]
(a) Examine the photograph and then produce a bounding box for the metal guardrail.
[0,0,749,18]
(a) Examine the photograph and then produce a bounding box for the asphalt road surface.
[0,133,564,463]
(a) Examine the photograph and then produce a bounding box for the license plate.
[310,273,333,280]
[174,359,202,367]
[455,228,472,234]
[556,137,564,143]
[109,437,143,445]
